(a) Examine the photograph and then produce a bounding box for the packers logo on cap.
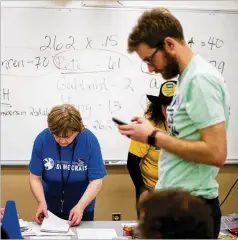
[161,81,176,97]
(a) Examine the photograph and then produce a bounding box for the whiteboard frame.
[1,6,238,14]
[1,5,238,165]
[0,159,237,166]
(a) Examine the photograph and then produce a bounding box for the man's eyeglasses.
[144,48,160,65]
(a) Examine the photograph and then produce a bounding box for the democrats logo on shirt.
[55,158,87,172]
[43,158,54,170]
[77,158,85,167]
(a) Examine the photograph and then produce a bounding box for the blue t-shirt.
[29,128,107,214]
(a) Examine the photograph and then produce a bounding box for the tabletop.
[26,221,137,239]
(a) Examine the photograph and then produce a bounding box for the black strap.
[57,140,76,212]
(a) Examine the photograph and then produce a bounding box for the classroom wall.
[1,165,238,221]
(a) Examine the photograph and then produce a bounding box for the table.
[25,221,238,239]
[27,221,137,239]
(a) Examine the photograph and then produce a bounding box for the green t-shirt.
[155,55,230,199]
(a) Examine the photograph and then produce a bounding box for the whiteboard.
[1,6,238,165]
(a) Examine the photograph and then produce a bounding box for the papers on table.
[77,228,117,239]
[40,211,69,233]
[22,227,75,239]
[21,211,74,237]
[19,218,29,231]
[22,228,75,237]
[30,237,71,240]
[221,213,238,230]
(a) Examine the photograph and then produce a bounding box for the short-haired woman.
[29,104,106,226]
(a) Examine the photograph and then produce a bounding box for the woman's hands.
[35,201,48,224]
[69,204,84,227]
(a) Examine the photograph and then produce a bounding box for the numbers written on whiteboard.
[40,35,76,51]
[1,57,50,71]
[210,60,225,75]
[92,120,115,131]
[40,34,118,51]
[207,37,224,50]
[188,36,224,50]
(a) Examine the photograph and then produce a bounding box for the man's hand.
[0,208,5,222]
[69,204,84,227]
[35,202,48,224]
[118,117,154,143]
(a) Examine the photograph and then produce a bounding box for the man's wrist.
[147,129,159,146]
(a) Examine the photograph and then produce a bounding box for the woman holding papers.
[127,81,176,216]
[29,104,106,227]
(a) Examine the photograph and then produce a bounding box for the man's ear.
[164,37,176,54]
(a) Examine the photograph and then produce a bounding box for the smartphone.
[112,117,128,125]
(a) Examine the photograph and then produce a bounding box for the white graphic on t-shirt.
[43,158,54,170]
[167,94,179,137]
[55,158,87,171]
[77,158,84,167]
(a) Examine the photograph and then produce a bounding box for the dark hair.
[145,101,165,126]
[145,80,176,126]
[128,8,185,53]
[138,189,214,239]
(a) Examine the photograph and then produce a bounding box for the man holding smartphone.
[117,8,229,238]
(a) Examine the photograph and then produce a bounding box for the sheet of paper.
[19,219,28,228]
[30,236,71,240]
[77,228,117,239]
[41,211,69,233]
[22,227,74,236]
[221,214,238,230]
[19,218,29,232]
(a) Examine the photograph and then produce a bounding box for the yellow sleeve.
[129,120,167,157]
[129,139,150,158]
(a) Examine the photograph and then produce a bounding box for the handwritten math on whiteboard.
[1,7,238,163]
[1,34,226,117]
[1,34,135,124]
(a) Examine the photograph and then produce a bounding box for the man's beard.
[160,51,180,80]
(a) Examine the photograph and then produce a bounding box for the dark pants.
[53,210,94,221]
[200,197,221,239]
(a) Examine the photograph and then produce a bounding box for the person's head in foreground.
[138,189,214,239]
[128,8,190,79]
[47,104,85,147]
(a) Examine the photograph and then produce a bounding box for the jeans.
[200,197,221,239]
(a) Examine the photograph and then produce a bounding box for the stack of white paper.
[40,211,69,233]
[77,228,117,239]
[19,219,29,231]
[30,237,71,240]
[22,228,74,237]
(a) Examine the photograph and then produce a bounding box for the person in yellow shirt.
[127,80,176,217]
